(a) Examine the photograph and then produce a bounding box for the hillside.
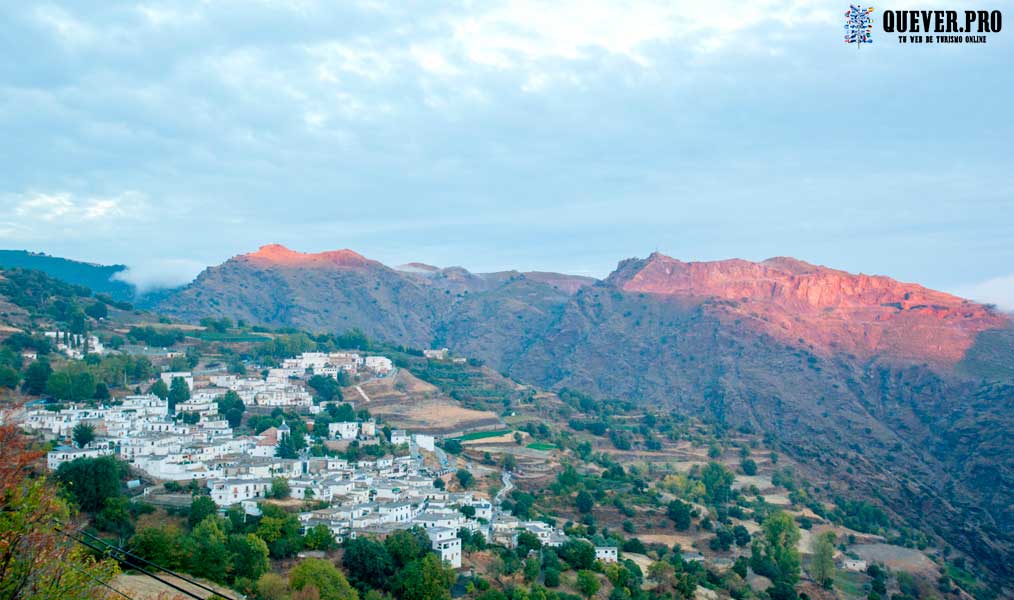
[0,249,135,301]
[148,245,1014,586]
[156,244,592,347]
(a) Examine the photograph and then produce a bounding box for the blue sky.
[1,1,1012,307]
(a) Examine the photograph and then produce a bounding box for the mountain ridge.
[4,245,1013,582]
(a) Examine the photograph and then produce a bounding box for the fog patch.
[953,275,1014,313]
[112,258,204,292]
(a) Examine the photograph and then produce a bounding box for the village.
[18,349,614,573]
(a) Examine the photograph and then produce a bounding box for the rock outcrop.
[609,253,1006,367]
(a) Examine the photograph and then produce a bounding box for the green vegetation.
[0,288,982,600]
[451,429,512,442]
[526,442,557,451]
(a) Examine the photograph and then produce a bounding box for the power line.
[72,527,237,600]
[58,528,207,600]
[64,562,136,600]
[54,518,240,600]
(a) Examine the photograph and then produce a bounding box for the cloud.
[112,258,205,292]
[0,0,1010,288]
[1,191,151,241]
[954,276,1014,313]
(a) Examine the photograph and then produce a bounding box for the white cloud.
[954,275,1014,312]
[112,258,204,292]
[2,191,152,240]
[33,5,97,46]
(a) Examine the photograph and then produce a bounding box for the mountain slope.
[157,244,594,345]
[0,249,135,301]
[494,278,1013,581]
[606,253,1006,367]
[152,246,1014,583]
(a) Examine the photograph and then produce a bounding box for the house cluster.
[18,349,604,571]
[27,393,241,477]
[423,347,467,364]
[44,330,106,360]
[279,351,394,378]
[291,466,495,568]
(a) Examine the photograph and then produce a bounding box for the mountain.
[154,245,1014,582]
[492,256,1013,581]
[606,253,1006,367]
[157,244,593,344]
[0,249,135,301]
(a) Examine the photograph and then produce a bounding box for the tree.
[276,433,299,459]
[257,573,290,600]
[701,462,735,504]
[543,568,560,587]
[0,423,121,599]
[85,301,108,320]
[455,468,474,489]
[21,360,52,395]
[523,556,541,582]
[393,553,455,600]
[733,524,751,547]
[741,458,758,476]
[647,561,675,590]
[750,511,801,587]
[810,531,836,589]
[308,375,343,402]
[516,531,543,557]
[72,423,95,448]
[55,455,125,512]
[335,328,369,350]
[291,558,359,600]
[95,496,134,542]
[0,366,19,389]
[46,371,73,400]
[70,372,96,400]
[188,517,231,583]
[385,528,429,568]
[168,376,190,413]
[667,499,692,530]
[343,537,394,592]
[305,524,338,551]
[576,570,600,598]
[93,382,110,401]
[575,490,594,514]
[256,505,304,558]
[229,533,271,582]
[150,378,169,400]
[501,454,517,471]
[270,476,291,499]
[189,495,218,528]
[442,439,463,454]
[558,539,596,570]
[217,390,246,428]
[128,526,187,571]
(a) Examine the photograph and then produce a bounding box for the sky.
[1,1,1012,307]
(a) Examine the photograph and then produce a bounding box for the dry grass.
[113,572,235,600]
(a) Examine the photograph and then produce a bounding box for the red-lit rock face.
[616,253,1006,366]
[239,244,377,269]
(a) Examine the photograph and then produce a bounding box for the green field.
[191,331,272,342]
[452,429,512,441]
[526,443,557,451]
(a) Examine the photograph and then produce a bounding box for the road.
[495,470,514,508]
